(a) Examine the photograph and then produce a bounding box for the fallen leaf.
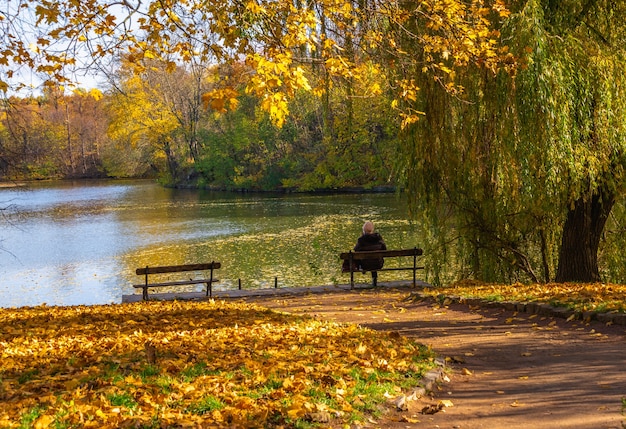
[306,411,330,423]
[400,415,420,423]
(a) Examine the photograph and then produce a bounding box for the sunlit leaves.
[425,280,626,313]
[202,87,240,113]
[2,0,512,131]
[0,300,435,427]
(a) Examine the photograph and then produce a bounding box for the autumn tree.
[0,94,65,179]
[106,65,181,180]
[1,0,509,121]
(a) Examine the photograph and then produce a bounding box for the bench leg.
[206,265,214,297]
[349,252,355,289]
[143,268,149,300]
[413,253,417,288]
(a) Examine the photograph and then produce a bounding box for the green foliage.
[399,0,626,284]
[19,405,44,429]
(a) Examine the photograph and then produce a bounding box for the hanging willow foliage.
[397,0,626,285]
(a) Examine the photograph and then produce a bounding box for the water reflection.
[0,180,422,308]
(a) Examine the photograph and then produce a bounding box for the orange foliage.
[430,281,626,313]
[0,300,434,427]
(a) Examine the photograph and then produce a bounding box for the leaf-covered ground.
[422,281,626,313]
[0,300,436,428]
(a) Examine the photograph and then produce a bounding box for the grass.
[0,299,437,428]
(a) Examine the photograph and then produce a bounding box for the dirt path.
[237,286,626,429]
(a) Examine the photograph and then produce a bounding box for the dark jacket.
[354,233,386,271]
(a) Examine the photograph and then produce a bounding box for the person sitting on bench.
[354,221,387,286]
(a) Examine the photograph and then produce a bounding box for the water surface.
[0,180,422,308]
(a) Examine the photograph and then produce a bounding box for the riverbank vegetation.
[4,0,626,286]
[0,299,437,428]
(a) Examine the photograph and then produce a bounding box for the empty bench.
[339,248,423,289]
[133,262,220,300]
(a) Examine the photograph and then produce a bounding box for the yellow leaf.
[34,415,55,429]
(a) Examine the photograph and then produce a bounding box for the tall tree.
[401,0,626,283]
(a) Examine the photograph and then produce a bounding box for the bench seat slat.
[377,266,425,272]
[133,279,219,289]
[136,263,221,275]
[339,248,422,260]
[345,267,425,273]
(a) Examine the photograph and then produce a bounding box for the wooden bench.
[339,248,423,289]
[133,262,220,300]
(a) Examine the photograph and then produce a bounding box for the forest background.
[3,0,626,288]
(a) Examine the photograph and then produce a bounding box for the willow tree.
[400,0,626,283]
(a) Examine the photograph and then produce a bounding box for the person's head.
[362,221,375,235]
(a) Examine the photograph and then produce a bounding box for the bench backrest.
[136,262,221,276]
[339,248,423,260]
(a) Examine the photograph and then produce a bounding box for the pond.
[0,180,423,308]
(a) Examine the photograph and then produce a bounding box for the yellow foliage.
[202,88,240,113]
[5,0,513,129]
[425,281,626,313]
[0,300,434,427]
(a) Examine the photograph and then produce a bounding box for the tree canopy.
[1,0,511,125]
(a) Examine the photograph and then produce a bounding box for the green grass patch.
[107,391,138,411]
[187,395,225,415]
[19,405,44,429]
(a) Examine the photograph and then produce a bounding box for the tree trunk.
[555,189,615,283]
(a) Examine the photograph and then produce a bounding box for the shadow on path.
[239,286,626,429]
